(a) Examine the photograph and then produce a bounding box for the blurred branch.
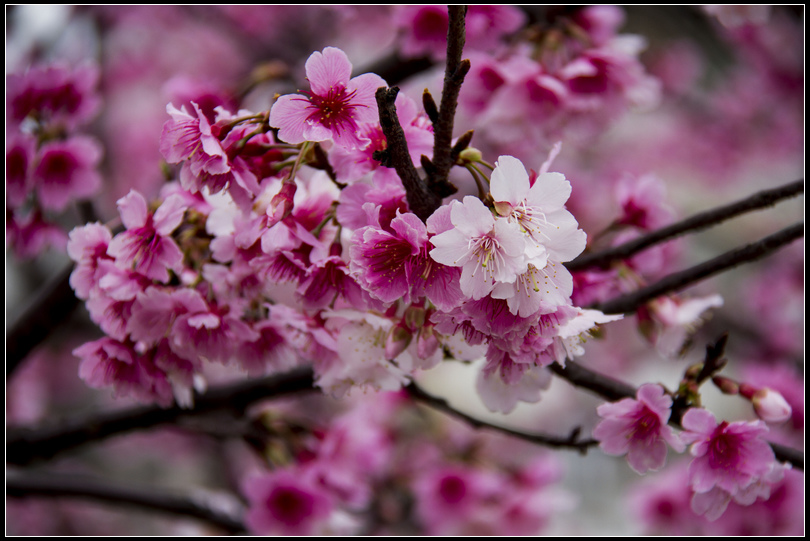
[7,367,315,466]
[7,470,245,534]
[406,382,599,453]
[567,179,804,272]
[590,222,804,315]
[7,263,79,377]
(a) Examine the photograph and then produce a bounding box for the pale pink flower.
[593,383,685,474]
[67,222,113,299]
[269,47,385,149]
[430,196,528,300]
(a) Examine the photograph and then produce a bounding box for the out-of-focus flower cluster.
[7,62,102,258]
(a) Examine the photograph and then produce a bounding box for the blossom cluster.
[9,6,802,536]
[67,46,620,416]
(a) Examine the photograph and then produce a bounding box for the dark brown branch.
[7,366,315,466]
[406,382,598,453]
[567,179,805,272]
[7,263,79,377]
[428,5,470,192]
[590,222,804,315]
[7,470,245,534]
[549,360,637,401]
[375,86,443,221]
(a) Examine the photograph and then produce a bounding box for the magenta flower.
[680,408,783,520]
[32,136,102,212]
[269,47,386,149]
[350,211,462,311]
[244,469,334,536]
[593,383,685,474]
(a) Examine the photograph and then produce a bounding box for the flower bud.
[712,375,739,395]
[385,325,412,360]
[751,388,792,424]
[266,180,297,227]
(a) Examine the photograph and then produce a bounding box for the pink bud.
[385,325,412,360]
[752,388,792,424]
[266,180,297,227]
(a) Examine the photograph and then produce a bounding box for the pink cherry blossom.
[32,136,102,212]
[680,408,784,520]
[106,190,186,283]
[269,47,386,149]
[243,469,334,536]
[593,383,685,474]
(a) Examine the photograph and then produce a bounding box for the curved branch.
[567,179,804,272]
[406,382,598,453]
[7,366,315,466]
[590,222,804,315]
[7,470,245,534]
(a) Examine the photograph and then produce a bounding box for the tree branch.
[590,222,804,315]
[429,5,470,188]
[7,366,315,466]
[7,470,245,534]
[375,86,442,222]
[550,358,804,471]
[567,179,804,272]
[7,263,79,377]
[406,382,598,453]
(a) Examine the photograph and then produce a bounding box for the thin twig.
[567,179,804,271]
[7,470,245,534]
[406,382,598,453]
[7,367,315,466]
[590,222,804,315]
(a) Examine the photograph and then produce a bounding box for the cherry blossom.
[680,408,785,520]
[269,47,386,149]
[593,383,685,474]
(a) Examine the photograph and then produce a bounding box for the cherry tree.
[7,5,804,535]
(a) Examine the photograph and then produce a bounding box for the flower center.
[305,85,360,131]
[707,423,740,470]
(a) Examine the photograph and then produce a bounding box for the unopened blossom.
[740,385,793,424]
[269,47,385,149]
[593,383,685,474]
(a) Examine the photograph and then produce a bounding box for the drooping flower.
[269,47,386,149]
[680,408,785,520]
[593,383,685,474]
